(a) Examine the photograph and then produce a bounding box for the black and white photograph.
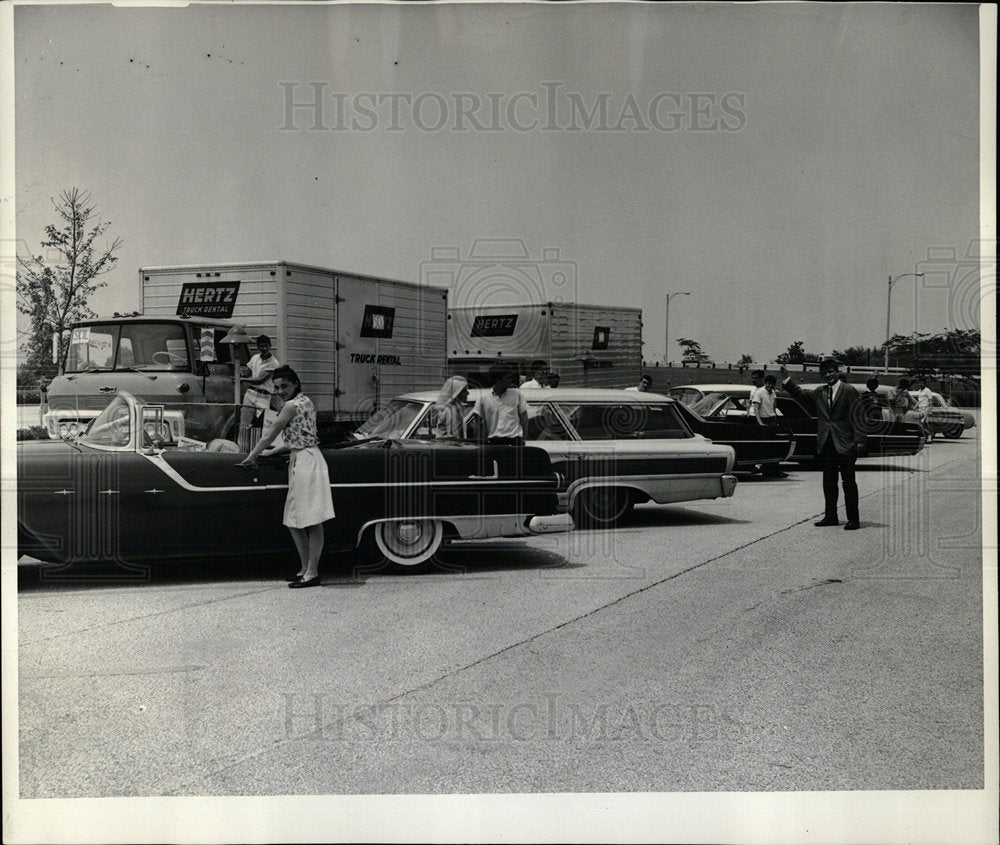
[2,1,996,842]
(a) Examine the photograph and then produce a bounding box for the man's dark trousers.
[819,438,858,523]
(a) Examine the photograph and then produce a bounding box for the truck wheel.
[573,488,632,528]
[373,519,445,572]
[943,425,963,439]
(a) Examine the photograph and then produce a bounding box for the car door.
[774,395,817,456]
[135,448,275,560]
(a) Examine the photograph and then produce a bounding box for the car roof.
[396,387,680,404]
[671,384,753,393]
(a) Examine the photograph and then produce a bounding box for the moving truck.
[447,302,642,389]
[44,261,448,440]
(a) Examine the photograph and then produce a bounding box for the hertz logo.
[176,282,241,317]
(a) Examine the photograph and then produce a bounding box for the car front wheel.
[943,425,964,439]
[373,519,445,571]
[573,488,633,528]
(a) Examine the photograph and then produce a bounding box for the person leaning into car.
[779,359,867,530]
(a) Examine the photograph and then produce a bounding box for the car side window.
[558,403,689,440]
[411,408,436,439]
[525,405,571,440]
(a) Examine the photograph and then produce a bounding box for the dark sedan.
[669,384,925,462]
[17,393,571,572]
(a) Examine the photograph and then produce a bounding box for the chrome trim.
[467,460,499,480]
[527,513,574,534]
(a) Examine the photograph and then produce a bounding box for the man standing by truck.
[244,335,281,411]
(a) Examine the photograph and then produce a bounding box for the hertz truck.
[44,261,448,440]
[447,302,643,389]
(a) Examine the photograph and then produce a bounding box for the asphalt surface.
[14,427,989,804]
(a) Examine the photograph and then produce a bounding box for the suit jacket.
[783,377,867,456]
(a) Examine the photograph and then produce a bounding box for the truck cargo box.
[447,302,642,389]
[141,261,448,419]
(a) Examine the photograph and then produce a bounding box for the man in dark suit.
[780,359,867,530]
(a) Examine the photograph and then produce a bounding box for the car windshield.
[690,392,736,418]
[79,395,243,450]
[79,395,135,448]
[354,399,425,439]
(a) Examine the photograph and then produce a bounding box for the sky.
[7,2,984,367]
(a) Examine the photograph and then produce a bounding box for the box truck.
[447,302,642,389]
[44,261,448,441]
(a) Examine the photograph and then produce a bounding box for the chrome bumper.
[527,513,575,534]
[446,512,574,540]
[721,474,738,497]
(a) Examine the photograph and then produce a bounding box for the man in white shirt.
[625,373,653,392]
[912,377,935,440]
[242,335,281,414]
[749,370,787,477]
[520,359,549,389]
[471,364,528,445]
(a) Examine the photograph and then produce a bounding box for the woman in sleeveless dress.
[240,365,335,588]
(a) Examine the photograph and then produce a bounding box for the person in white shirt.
[471,364,527,445]
[520,359,549,389]
[241,335,282,437]
[749,370,787,477]
[912,377,936,440]
[625,373,653,392]
[244,335,281,406]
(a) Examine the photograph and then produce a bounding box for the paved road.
[16,432,986,800]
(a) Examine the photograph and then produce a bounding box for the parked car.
[353,388,739,527]
[908,389,976,438]
[17,392,571,571]
[799,384,974,440]
[668,384,925,461]
[667,398,795,470]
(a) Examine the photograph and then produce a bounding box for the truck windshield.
[64,323,190,373]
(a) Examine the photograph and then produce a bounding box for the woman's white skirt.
[283,447,336,528]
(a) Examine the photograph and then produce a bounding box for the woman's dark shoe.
[287,574,304,583]
[289,576,320,589]
[814,518,840,527]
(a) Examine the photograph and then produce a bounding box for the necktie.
[828,385,834,406]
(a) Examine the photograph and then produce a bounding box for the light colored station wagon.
[353,388,738,527]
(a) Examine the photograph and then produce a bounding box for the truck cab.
[44,316,252,440]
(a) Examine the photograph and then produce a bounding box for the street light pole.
[884,273,924,372]
[665,291,691,365]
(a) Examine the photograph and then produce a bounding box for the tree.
[884,329,980,377]
[772,340,821,365]
[16,189,123,381]
[676,337,711,363]
[831,345,882,367]
[737,353,754,366]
